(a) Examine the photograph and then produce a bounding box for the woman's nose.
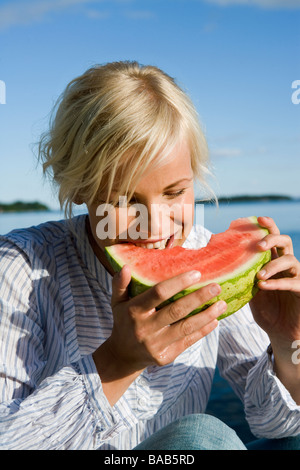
[147,203,175,238]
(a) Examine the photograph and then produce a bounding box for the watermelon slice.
[105,216,271,320]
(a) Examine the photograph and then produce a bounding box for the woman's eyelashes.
[126,188,187,204]
[96,188,188,207]
[163,188,186,199]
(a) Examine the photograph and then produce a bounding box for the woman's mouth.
[133,234,175,249]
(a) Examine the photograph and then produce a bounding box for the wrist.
[269,342,300,404]
[93,339,144,406]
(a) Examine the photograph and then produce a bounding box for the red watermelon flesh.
[105,216,271,319]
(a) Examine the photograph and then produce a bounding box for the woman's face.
[86,140,195,274]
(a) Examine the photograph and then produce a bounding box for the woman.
[0,61,299,450]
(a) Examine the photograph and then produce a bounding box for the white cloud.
[203,0,300,9]
[0,0,154,31]
[0,0,100,31]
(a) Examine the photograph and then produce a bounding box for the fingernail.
[258,240,267,247]
[259,269,266,278]
[189,270,201,281]
[210,284,221,296]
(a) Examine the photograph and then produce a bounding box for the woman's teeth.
[138,238,169,249]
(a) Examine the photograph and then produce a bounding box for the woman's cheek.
[176,193,194,243]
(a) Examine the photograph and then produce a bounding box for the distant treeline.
[196,194,298,204]
[0,195,298,213]
[0,201,50,213]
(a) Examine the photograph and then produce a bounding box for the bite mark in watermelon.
[105,216,271,320]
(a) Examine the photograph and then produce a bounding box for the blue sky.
[0,0,299,209]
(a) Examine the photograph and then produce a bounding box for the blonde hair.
[39,60,213,218]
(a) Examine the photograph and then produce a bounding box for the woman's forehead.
[94,139,193,202]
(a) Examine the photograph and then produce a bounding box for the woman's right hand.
[93,265,226,405]
[109,265,226,369]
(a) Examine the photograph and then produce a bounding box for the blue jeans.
[134,414,300,450]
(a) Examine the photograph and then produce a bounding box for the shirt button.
[138,397,147,407]
[139,377,147,386]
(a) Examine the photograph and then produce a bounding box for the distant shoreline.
[0,201,50,213]
[0,195,299,214]
[196,194,300,205]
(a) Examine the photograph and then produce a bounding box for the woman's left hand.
[250,216,300,371]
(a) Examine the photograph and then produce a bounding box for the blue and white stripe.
[0,215,299,449]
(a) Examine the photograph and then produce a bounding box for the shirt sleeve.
[244,347,300,438]
[217,304,300,439]
[0,239,132,449]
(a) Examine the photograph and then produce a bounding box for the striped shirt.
[0,214,299,450]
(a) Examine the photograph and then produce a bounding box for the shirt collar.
[72,214,113,295]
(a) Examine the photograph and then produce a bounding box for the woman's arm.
[0,240,124,449]
[250,217,300,404]
[218,217,300,439]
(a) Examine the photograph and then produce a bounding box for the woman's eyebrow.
[163,177,193,190]
[110,177,194,199]
[131,178,194,198]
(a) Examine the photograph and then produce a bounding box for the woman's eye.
[164,189,186,199]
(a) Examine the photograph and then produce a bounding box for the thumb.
[111,265,131,308]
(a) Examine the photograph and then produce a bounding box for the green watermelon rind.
[129,249,271,320]
[105,217,271,320]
